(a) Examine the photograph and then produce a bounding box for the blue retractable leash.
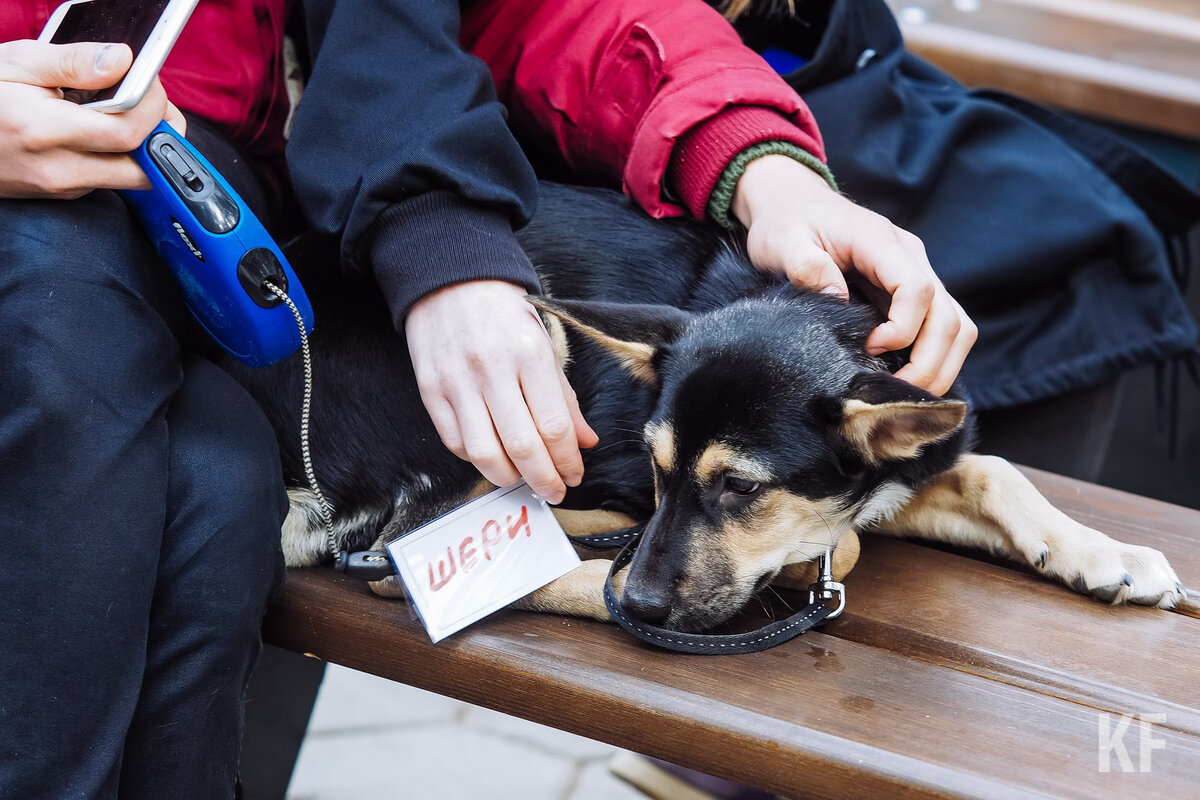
[121,120,313,367]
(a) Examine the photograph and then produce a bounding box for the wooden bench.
[263,466,1200,798]
[255,7,1200,796]
[881,0,1200,139]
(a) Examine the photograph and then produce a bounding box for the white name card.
[385,481,581,642]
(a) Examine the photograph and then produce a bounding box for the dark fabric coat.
[736,0,1200,411]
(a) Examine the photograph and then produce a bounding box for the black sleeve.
[287,0,541,327]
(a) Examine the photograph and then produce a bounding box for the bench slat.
[838,536,1200,734]
[884,0,1200,137]
[265,565,1200,798]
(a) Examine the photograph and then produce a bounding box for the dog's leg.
[508,508,640,620]
[873,453,1185,608]
[513,559,627,621]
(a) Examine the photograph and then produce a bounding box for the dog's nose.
[621,587,672,624]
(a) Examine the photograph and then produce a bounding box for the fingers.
[0,40,132,90]
[859,229,976,395]
[406,281,594,503]
[485,378,571,503]
[562,370,600,449]
[35,75,169,154]
[892,292,977,396]
[785,245,848,298]
[0,148,147,198]
[747,227,849,298]
[859,231,935,354]
[454,392,525,491]
[518,361,588,491]
[0,69,172,196]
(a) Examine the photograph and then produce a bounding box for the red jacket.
[4,1,824,222]
[463,0,826,219]
[9,0,827,318]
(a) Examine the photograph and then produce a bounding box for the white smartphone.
[38,0,200,112]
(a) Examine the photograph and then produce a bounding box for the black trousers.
[974,378,1122,482]
[0,129,287,799]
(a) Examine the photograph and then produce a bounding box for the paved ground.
[285,663,651,800]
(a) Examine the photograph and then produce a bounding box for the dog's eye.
[723,476,761,496]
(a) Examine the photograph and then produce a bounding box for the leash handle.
[600,535,834,655]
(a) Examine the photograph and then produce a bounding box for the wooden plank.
[883,0,1200,137]
[891,0,1200,71]
[264,568,1200,799]
[837,536,1200,734]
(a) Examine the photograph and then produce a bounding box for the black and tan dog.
[225,182,1184,635]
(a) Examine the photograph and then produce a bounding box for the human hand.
[731,154,977,396]
[405,279,600,503]
[0,39,186,199]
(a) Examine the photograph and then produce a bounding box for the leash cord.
[264,280,340,563]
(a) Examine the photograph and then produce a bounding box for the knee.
[0,193,189,407]
[161,358,288,630]
[2,191,179,291]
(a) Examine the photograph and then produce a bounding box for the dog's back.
[225,181,970,563]
[223,180,1184,630]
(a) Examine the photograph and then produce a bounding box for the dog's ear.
[838,373,967,463]
[529,297,689,385]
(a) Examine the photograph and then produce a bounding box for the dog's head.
[534,290,968,632]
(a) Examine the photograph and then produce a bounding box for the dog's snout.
[621,585,672,624]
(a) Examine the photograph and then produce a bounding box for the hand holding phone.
[0,0,195,198]
[38,0,199,112]
[0,39,179,198]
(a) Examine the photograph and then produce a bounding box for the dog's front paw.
[1039,528,1186,609]
[368,573,409,599]
[512,559,625,621]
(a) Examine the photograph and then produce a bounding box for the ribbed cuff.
[668,106,832,222]
[708,141,838,228]
[367,190,541,329]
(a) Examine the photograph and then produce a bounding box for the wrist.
[418,277,528,303]
[731,152,837,229]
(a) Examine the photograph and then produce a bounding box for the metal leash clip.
[808,547,846,620]
[334,550,396,581]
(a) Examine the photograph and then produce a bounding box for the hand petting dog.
[409,156,978,497]
[405,279,599,505]
[732,154,978,397]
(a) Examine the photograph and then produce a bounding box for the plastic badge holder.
[385,482,581,643]
[121,120,313,366]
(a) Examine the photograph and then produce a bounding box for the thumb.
[164,99,188,137]
[0,40,132,90]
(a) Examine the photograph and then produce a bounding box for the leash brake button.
[158,143,202,191]
[146,130,240,235]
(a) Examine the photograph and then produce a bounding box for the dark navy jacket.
[737,0,1200,410]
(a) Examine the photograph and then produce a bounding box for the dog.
[222,181,1185,636]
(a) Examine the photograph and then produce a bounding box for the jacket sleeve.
[287,0,541,326]
[461,0,827,220]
